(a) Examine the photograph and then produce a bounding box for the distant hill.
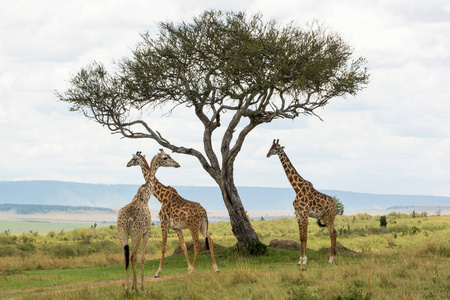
[0,204,116,215]
[1,180,450,212]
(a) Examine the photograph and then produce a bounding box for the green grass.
[0,220,113,234]
[0,247,354,299]
[2,246,448,299]
[0,215,449,299]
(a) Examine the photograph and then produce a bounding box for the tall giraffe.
[267,139,337,265]
[129,158,220,277]
[117,150,180,292]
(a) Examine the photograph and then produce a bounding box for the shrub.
[0,245,17,257]
[17,243,35,254]
[333,196,344,215]
[380,216,387,227]
[0,233,17,245]
[409,226,420,235]
[46,243,77,258]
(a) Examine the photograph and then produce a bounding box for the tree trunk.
[219,173,260,245]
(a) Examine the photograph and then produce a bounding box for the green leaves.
[59,10,369,125]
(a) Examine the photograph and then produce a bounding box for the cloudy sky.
[1,0,449,197]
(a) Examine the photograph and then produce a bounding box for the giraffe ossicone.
[117,150,180,293]
[267,139,337,265]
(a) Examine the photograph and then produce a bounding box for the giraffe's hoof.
[188,266,195,275]
[297,257,307,266]
[154,274,161,278]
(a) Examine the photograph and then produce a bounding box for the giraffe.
[117,150,180,292]
[266,139,337,265]
[154,179,220,277]
[129,158,220,277]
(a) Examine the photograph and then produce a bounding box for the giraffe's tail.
[317,218,327,227]
[200,214,210,250]
[205,237,210,250]
[124,245,130,270]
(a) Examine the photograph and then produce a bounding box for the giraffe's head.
[152,149,181,169]
[126,151,147,167]
[266,139,285,158]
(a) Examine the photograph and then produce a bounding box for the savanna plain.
[0,213,449,299]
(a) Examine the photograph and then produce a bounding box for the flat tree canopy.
[58,10,369,249]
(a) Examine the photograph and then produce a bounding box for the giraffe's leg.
[117,222,130,293]
[140,231,150,291]
[176,229,193,274]
[188,227,201,275]
[130,235,141,291]
[154,221,168,278]
[205,232,220,272]
[200,217,219,272]
[326,216,337,264]
[296,210,309,265]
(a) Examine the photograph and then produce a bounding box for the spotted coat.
[267,139,337,265]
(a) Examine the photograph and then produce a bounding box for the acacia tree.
[58,10,369,248]
[333,197,344,215]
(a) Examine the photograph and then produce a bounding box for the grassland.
[0,220,114,235]
[0,214,449,299]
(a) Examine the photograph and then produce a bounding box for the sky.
[1,0,449,197]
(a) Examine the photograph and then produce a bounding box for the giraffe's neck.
[137,160,173,205]
[152,178,175,205]
[139,159,152,182]
[278,150,307,190]
[132,158,157,204]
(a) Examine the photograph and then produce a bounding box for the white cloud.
[1,0,449,197]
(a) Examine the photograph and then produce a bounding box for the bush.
[333,196,344,215]
[0,233,17,244]
[380,216,387,227]
[409,226,420,235]
[46,243,77,258]
[19,233,34,244]
[0,245,17,257]
[17,243,35,254]
[91,240,120,254]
